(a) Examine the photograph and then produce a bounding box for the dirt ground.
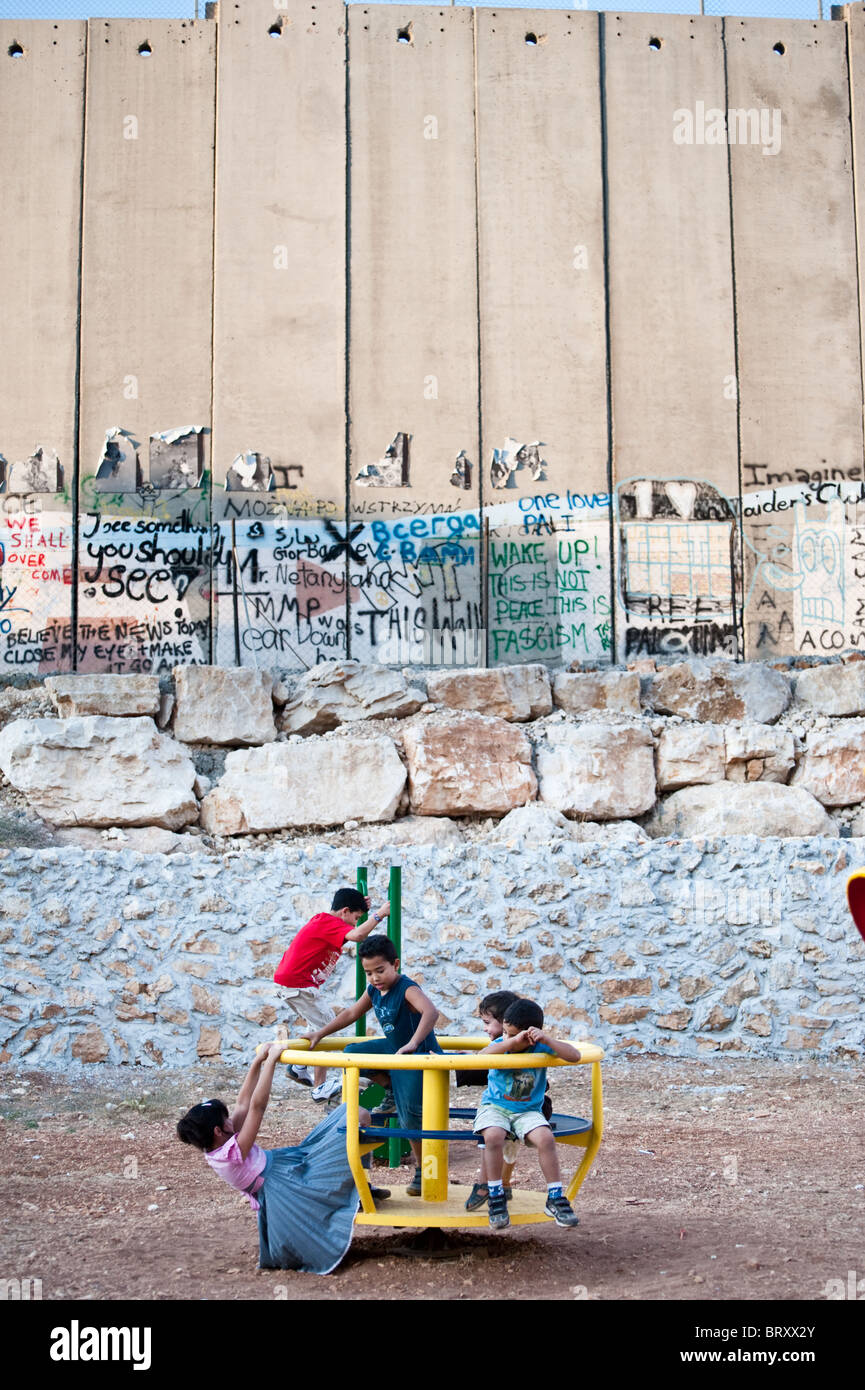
[1,1056,862,1303]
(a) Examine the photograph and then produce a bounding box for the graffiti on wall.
[742,479,865,657]
[212,512,483,668]
[213,519,353,667]
[489,530,610,665]
[616,478,740,660]
[77,512,213,673]
[352,515,482,664]
[9,429,865,674]
[0,509,74,673]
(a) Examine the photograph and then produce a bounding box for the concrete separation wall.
[6,2,865,675]
[1,836,862,1067]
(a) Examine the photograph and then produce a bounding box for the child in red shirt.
[274,887,390,1101]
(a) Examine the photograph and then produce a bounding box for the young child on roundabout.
[304,933,442,1199]
[176,1041,390,1275]
[474,997,582,1231]
[273,887,391,1102]
[459,989,554,1212]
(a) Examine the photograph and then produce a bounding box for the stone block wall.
[1,658,864,1067]
[4,658,865,843]
[1,836,862,1067]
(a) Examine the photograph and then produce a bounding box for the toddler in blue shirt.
[474,997,581,1230]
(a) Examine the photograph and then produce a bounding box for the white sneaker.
[287,1064,313,1088]
[311,1074,343,1102]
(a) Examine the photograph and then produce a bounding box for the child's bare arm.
[306,992,372,1050]
[477,1032,529,1057]
[396,985,439,1053]
[344,902,391,942]
[527,1027,582,1063]
[234,1042,284,1158]
[231,1045,274,1128]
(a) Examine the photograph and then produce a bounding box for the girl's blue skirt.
[257,1103,358,1275]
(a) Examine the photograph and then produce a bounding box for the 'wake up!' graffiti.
[489,522,611,664]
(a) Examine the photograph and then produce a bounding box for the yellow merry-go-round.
[270,1035,604,1229]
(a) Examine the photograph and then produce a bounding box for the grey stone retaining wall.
[2,837,863,1066]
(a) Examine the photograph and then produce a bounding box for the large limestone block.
[402,713,536,815]
[553,671,641,715]
[656,725,725,791]
[44,674,161,718]
[649,660,790,724]
[793,662,865,716]
[791,722,865,806]
[0,717,198,829]
[279,661,425,735]
[645,782,834,839]
[199,734,406,833]
[537,723,656,820]
[425,665,551,721]
[173,667,276,746]
[725,725,795,784]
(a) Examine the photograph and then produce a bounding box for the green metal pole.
[388,865,401,959]
[355,866,367,1037]
[387,865,405,1169]
[357,865,387,1163]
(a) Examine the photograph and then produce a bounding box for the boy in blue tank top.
[474,997,581,1231]
[305,934,442,1198]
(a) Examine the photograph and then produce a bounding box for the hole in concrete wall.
[268,19,283,36]
[773,41,786,55]
[8,43,24,57]
[397,27,412,44]
[648,36,662,50]
[138,41,152,56]
[525,32,538,45]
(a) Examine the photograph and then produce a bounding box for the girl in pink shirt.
[177,1042,385,1274]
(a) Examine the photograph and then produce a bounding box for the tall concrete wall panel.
[7,6,865,677]
[348,7,482,665]
[78,19,216,674]
[729,19,864,662]
[0,22,84,674]
[476,11,611,668]
[605,15,740,667]
[211,0,348,669]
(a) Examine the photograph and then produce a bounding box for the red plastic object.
[846,871,865,942]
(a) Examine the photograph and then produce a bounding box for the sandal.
[465,1182,512,1210]
[465,1182,489,1211]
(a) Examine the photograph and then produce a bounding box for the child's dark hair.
[479,990,520,1021]
[176,1099,229,1150]
[358,934,397,963]
[332,887,368,914]
[503,998,544,1031]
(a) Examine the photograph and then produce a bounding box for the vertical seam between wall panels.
[472,7,487,666]
[598,12,616,665]
[344,9,353,660]
[721,18,746,660]
[208,14,219,664]
[844,12,865,469]
[71,23,89,671]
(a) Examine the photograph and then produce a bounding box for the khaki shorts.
[277,987,335,1034]
[474,1102,551,1144]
